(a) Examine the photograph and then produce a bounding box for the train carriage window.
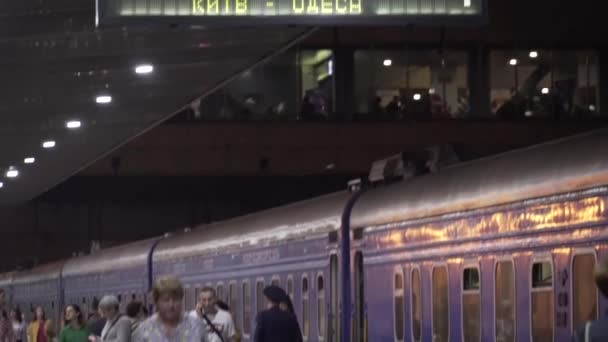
[217,284,224,302]
[572,253,597,330]
[432,266,449,342]
[271,277,280,287]
[185,287,194,311]
[495,260,515,342]
[242,281,251,336]
[394,269,404,341]
[411,268,422,342]
[287,275,294,300]
[302,275,310,339]
[531,261,554,341]
[462,267,481,342]
[229,282,238,326]
[317,274,326,339]
[256,279,265,314]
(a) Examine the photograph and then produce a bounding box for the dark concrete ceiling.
[0,0,312,204]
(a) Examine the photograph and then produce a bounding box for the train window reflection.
[256,280,265,314]
[462,267,480,342]
[394,270,404,341]
[572,253,597,330]
[217,284,224,303]
[531,261,554,341]
[242,281,251,335]
[432,266,449,342]
[411,268,421,342]
[229,282,237,327]
[495,260,515,342]
[287,275,294,300]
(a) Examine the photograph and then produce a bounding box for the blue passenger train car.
[1,129,608,342]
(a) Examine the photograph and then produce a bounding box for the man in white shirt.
[189,287,235,342]
[97,295,132,342]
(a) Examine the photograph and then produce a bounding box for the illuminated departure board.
[97,0,485,26]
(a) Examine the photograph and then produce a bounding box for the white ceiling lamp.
[529,51,539,59]
[463,0,471,7]
[6,167,19,178]
[383,59,392,67]
[0,182,3,189]
[24,157,35,164]
[135,64,154,74]
[96,95,112,104]
[413,93,422,101]
[509,58,518,66]
[66,120,82,129]
[541,87,550,94]
[429,88,436,95]
[42,140,56,149]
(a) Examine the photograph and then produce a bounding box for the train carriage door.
[330,254,339,342]
[353,251,366,342]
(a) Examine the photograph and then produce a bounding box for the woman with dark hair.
[10,309,25,342]
[27,306,47,342]
[0,309,16,342]
[58,305,88,342]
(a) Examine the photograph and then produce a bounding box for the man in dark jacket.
[254,285,302,342]
[573,258,608,341]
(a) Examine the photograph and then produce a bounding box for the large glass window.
[572,253,597,330]
[432,266,449,342]
[411,268,422,342]
[394,270,405,341]
[531,261,554,341]
[490,50,599,119]
[495,261,515,342]
[462,267,480,342]
[242,281,251,335]
[354,50,469,120]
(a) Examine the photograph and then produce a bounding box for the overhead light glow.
[6,169,19,178]
[96,95,112,104]
[463,0,471,7]
[0,182,3,189]
[589,104,596,111]
[413,93,422,101]
[42,140,56,149]
[541,87,550,94]
[429,88,436,95]
[383,59,392,67]
[24,157,35,164]
[509,58,518,66]
[529,51,539,58]
[135,64,154,74]
[525,110,533,117]
[66,120,82,129]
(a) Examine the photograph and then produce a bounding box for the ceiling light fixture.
[24,157,35,164]
[96,95,112,104]
[135,64,154,74]
[541,87,550,94]
[509,58,518,66]
[0,182,3,189]
[529,51,539,58]
[413,93,422,101]
[66,120,82,129]
[42,140,56,149]
[383,59,392,67]
[6,168,19,178]
[463,0,471,7]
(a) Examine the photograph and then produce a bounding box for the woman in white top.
[10,309,26,342]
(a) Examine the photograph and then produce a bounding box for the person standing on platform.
[27,307,48,342]
[126,302,146,333]
[58,305,88,342]
[87,299,105,339]
[0,309,15,342]
[189,287,235,342]
[95,296,131,342]
[132,277,207,342]
[253,285,302,342]
[10,309,26,342]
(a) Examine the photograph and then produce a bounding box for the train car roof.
[62,237,160,278]
[351,128,608,229]
[154,191,349,262]
[12,261,65,285]
[0,272,14,287]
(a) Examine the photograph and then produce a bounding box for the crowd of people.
[0,277,302,342]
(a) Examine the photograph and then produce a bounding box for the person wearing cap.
[573,258,608,341]
[95,296,131,342]
[253,285,301,342]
